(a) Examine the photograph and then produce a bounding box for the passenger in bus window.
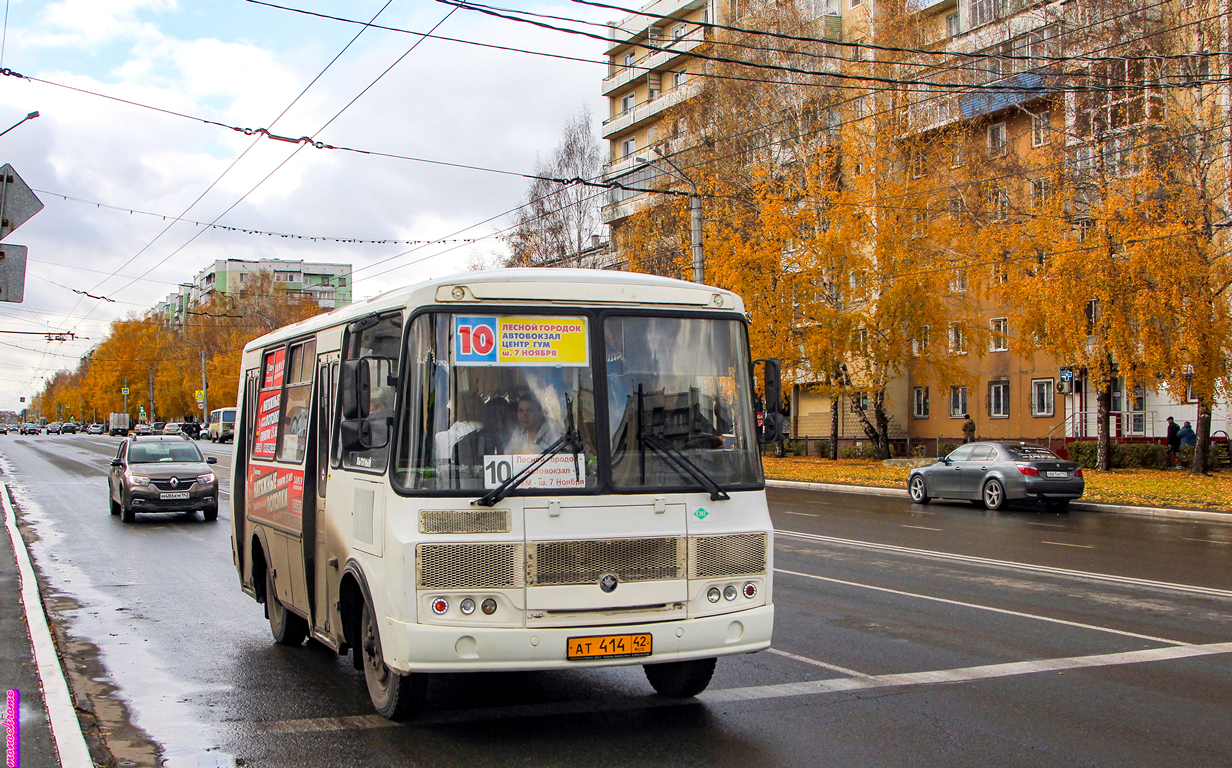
[433,392,501,486]
[504,392,561,455]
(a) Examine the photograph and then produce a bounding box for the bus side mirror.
[754,359,782,415]
[339,417,373,452]
[340,359,372,420]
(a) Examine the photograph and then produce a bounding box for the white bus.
[231,269,777,719]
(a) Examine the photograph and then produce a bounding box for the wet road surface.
[2,434,1230,767]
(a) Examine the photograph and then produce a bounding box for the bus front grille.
[417,543,525,589]
[419,509,512,534]
[688,533,768,579]
[527,537,685,586]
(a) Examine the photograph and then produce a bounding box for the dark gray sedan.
[907,442,1083,511]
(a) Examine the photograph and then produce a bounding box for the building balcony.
[605,0,708,55]
[602,28,706,96]
[602,79,699,139]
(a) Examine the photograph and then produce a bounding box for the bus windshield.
[606,315,761,491]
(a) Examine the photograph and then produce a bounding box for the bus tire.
[361,601,426,720]
[644,657,717,698]
[266,568,308,646]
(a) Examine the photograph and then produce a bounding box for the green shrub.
[1121,443,1168,470]
[1065,440,1122,468]
[1178,444,1217,472]
[839,442,878,459]
[938,442,958,458]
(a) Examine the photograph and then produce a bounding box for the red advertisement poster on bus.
[248,465,304,531]
[253,388,281,458]
[263,348,286,389]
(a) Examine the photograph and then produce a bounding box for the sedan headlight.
[196,472,216,485]
[128,475,151,487]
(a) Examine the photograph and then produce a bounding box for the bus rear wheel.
[266,568,308,646]
[360,601,426,720]
[644,657,717,698]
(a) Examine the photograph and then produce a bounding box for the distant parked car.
[86,423,105,435]
[907,442,1084,512]
[46,422,63,434]
[61,422,78,434]
[133,423,153,435]
[162,422,184,435]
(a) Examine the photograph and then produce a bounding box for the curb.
[764,479,1232,523]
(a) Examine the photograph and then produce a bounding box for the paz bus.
[231,269,778,719]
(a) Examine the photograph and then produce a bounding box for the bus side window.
[337,313,403,473]
[316,361,332,492]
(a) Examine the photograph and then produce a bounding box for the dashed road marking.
[1041,541,1096,549]
[901,525,942,531]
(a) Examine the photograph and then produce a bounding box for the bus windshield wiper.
[638,432,731,502]
[633,385,730,502]
[474,394,583,508]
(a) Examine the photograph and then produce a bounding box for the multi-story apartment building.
[156,258,352,324]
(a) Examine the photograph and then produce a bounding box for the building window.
[948,323,967,355]
[672,23,687,40]
[910,149,925,178]
[913,325,930,357]
[1032,111,1051,147]
[987,122,1007,157]
[950,139,965,168]
[851,0,863,6]
[989,380,1010,418]
[621,136,637,159]
[914,386,930,418]
[949,268,967,293]
[950,386,968,418]
[623,51,636,68]
[987,187,1008,221]
[947,12,960,36]
[990,317,1009,351]
[850,391,869,413]
[620,93,636,114]
[1085,299,1099,335]
[673,70,688,88]
[1030,178,1051,206]
[337,276,347,287]
[239,273,248,282]
[969,0,995,27]
[1186,376,1199,402]
[1031,379,1055,416]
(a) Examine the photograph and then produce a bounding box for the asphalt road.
[2,434,1230,768]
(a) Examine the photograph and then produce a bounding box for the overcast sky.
[0,0,612,411]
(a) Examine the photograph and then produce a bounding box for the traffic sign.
[121,387,130,395]
[194,390,205,399]
[0,243,25,302]
[0,164,43,241]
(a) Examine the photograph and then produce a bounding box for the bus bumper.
[381,604,775,674]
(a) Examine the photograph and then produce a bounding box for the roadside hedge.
[1065,441,1168,469]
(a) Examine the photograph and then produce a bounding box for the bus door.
[234,369,259,594]
[313,351,341,638]
[330,312,404,607]
[249,339,316,621]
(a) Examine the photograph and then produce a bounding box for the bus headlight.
[707,587,721,603]
[481,598,498,615]
[723,585,738,601]
[460,598,476,615]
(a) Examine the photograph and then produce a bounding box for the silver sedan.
[907,442,1084,511]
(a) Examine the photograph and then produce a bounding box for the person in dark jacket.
[1179,421,1197,447]
[1166,416,1181,468]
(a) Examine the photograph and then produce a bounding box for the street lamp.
[0,111,39,139]
[184,336,209,427]
[636,146,704,284]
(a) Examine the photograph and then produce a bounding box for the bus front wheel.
[644,657,717,698]
[360,601,426,720]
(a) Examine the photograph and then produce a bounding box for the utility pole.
[147,366,155,424]
[636,147,705,284]
[123,376,128,416]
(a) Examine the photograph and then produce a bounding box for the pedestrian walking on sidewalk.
[1166,416,1181,468]
[962,414,976,444]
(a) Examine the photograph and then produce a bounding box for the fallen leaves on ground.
[762,457,1232,511]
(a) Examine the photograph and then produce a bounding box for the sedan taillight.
[1017,465,1040,476]
[1074,468,1083,477]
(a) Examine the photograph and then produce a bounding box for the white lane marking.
[901,525,942,531]
[780,511,818,517]
[1028,522,1068,529]
[766,648,874,678]
[252,642,1232,731]
[775,568,1190,646]
[1182,537,1231,545]
[776,529,1232,600]
[1,483,94,766]
[1041,541,1096,549]
[703,641,1232,704]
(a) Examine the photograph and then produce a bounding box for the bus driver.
[504,392,560,454]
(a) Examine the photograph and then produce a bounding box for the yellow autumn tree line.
[30,271,326,425]
[613,0,1230,472]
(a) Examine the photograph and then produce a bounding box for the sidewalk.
[766,478,1232,524]
[1,484,60,768]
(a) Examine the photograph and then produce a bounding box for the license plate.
[160,491,190,500]
[567,633,652,661]
[1046,471,1068,478]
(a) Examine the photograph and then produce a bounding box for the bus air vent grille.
[419,509,512,534]
[688,533,767,579]
[417,543,525,589]
[527,537,685,586]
